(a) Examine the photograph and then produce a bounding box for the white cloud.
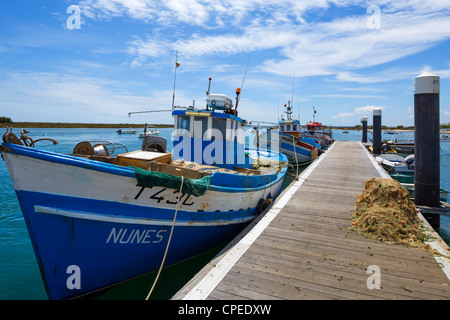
[354,105,385,114]
[334,112,354,118]
[262,9,450,77]
[97,0,450,81]
[333,105,385,119]
[79,0,356,25]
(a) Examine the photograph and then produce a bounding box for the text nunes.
[106,228,166,244]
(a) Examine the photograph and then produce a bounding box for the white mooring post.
[414,72,440,228]
[361,116,368,143]
[372,109,382,155]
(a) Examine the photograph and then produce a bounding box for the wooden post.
[372,109,382,154]
[414,72,440,228]
[361,116,368,143]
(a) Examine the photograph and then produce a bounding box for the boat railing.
[2,127,59,147]
[440,129,450,141]
[387,129,450,143]
[388,130,414,144]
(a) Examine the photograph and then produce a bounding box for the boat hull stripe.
[34,205,255,226]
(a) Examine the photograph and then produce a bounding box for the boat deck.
[172,141,450,300]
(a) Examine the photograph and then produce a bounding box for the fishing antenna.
[235,57,250,112]
[291,73,295,109]
[172,50,179,111]
[241,57,250,91]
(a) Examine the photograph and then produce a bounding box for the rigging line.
[128,110,173,117]
[241,57,250,91]
[291,73,295,111]
[291,136,299,178]
[145,176,184,300]
[234,57,250,116]
[172,50,179,111]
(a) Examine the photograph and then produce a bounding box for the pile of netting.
[351,178,431,250]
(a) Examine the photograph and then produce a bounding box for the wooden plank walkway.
[173,141,450,300]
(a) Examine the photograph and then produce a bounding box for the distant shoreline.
[1,122,448,130]
[0,122,174,129]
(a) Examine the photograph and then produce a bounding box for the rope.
[292,135,299,178]
[145,176,184,300]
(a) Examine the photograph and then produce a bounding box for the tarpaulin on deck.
[131,166,210,196]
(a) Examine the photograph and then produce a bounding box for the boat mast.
[291,73,295,120]
[285,101,293,121]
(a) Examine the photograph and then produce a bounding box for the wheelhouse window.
[212,117,227,140]
[177,115,190,130]
[176,115,191,136]
[193,116,208,138]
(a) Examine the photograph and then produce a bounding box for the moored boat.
[440,129,450,142]
[376,154,414,174]
[138,126,160,138]
[1,83,288,300]
[389,172,448,202]
[387,130,414,153]
[302,107,333,148]
[116,128,137,134]
[258,101,320,164]
[401,184,448,202]
[383,129,450,153]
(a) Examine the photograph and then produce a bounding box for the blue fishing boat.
[302,107,333,148]
[259,101,321,164]
[1,84,288,300]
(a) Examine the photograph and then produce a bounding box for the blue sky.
[1,0,450,126]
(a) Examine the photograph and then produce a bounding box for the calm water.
[0,127,448,299]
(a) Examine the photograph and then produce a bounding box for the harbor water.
[0,127,448,299]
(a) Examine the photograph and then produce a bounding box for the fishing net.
[131,166,210,197]
[351,178,433,251]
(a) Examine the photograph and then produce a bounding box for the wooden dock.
[173,141,450,300]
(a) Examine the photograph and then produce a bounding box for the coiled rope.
[145,176,184,300]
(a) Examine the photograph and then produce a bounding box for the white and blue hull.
[2,143,286,300]
[259,131,318,164]
[302,131,333,148]
[279,133,317,164]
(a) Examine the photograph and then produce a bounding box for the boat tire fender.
[256,198,265,214]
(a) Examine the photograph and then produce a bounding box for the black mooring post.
[414,72,440,228]
[372,109,382,154]
[361,116,368,143]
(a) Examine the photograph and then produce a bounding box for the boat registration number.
[134,186,195,206]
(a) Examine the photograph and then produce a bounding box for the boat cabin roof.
[307,122,322,127]
[172,109,246,125]
[172,108,248,146]
[306,122,323,130]
[279,119,300,125]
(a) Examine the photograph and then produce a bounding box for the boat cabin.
[306,122,324,132]
[172,94,251,170]
[279,119,301,138]
[279,101,302,138]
